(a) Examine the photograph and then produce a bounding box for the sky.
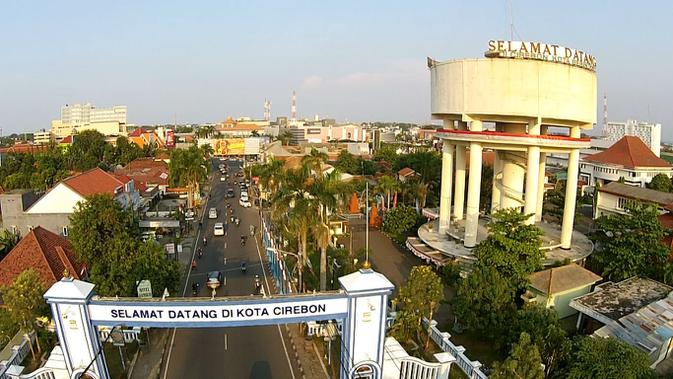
[1,1,672,138]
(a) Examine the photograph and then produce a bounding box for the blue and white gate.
[44,268,394,379]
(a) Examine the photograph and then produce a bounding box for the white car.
[220,176,226,182]
[214,223,225,236]
[240,191,248,198]
[208,208,218,219]
[239,198,252,208]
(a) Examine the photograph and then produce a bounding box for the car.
[184,209,195,221]
[226,189,235,198]
[214,222,224,236]
[239,198,252,208]
[208,208,218,219]
[220,176,226,182]
[240,191,248,198]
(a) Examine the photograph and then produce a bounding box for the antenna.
[506,0,523,40]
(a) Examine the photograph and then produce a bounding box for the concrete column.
[561,126,581,249]
[524,146,540,224]
[454,147,466,220]
[439,142,454,234]
[491,151,501,213]
[464,120,483,248]
[535,152,547,221]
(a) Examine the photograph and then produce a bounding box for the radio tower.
[291,90,297,122]
[603,93,608,136]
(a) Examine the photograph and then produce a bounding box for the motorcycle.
[191,260,197,271]
[235,218,240,226]
[240,235,246,246]
[241,261,247,273]
[192,282,199,296]
[197,248,203,259]
[202,237,207,246]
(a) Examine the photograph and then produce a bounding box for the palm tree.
[277,131,293,146]
[408,179,430,214]
[301,148,328,177]
[376,175,397,211]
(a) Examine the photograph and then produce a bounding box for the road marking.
[224,242,227,249]
[224,257,227,265]
[162,191,209,379]
[255,235,296,379]
[224,333,228,350]
[224,276,227,286]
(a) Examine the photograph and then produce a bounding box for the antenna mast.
[291,90,297,122]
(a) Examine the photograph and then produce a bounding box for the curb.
[126,347,141,378]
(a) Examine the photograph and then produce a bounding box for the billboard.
[165,129,175,149]
[214,138,245,156]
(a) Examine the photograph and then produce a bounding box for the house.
[0,226,85,288]
[114,158,170,203]
[397,168,417,182]
[522,263,602,318]
[127,128,166,149]
[594,182,673,218]
[0,168,140,236]
[580,136,673,190]
[570,277,673,368]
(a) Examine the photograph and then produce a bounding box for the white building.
[51,103,128,138]
[580,136,673,189]
[594,182,673,219]
[604,120,661,157]
[33,130,54,144]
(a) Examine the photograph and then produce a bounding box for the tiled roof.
[114,159,170,189]
[397,167,416,177]
[598,182,673,207]
[60,135,73,144]
[529,263,602,295]
[582,136,671,168]
[0,227,85,287]
[63,168,128,197]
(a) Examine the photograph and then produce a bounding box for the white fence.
[0,331,35,379]
[399,356,445,379]
[98,327,142,344]
[423,319,488,379]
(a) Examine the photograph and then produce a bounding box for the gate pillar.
[44,277,109,379]
[339,268,394,379]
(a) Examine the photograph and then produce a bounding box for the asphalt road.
[163,159,296,379]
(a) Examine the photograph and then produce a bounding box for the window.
[62,226,68,237]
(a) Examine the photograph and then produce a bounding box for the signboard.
[165,129,175,149]
[485,40,597,72]
[87,296,348,326]
[164,243,175,255]
[136,280,153,298]
[214,138,245,156]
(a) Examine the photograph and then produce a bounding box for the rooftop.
[0,226,85,288]
[598,182,673,207]
[582,136,671,169]
[571,277,673,322]
[63,167,130,197]
[529,263,602,295]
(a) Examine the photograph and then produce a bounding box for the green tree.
[376,175,397,210]
[277,131,293,146]
[0,228,21,261]
[66,130,108,170]
[169,145,209,208]
[590,202,669,281]
[381,204,420,243]
[564,337,655,379]
[473,208,543,290]
[373,143,398,163]
[452,266,516,342]
[508,305,570,378]
[0,309,18,346]
[491,332,544,379]
[132,242,181,297]
[647,173,673,192]
[391,266,443,350]
[2,269,49,358]
[334,150,360,175]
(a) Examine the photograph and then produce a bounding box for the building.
[522,263,602,318]
[114,158,170,205]
[604,120,661,157]
[570,277,673,368]
[580,136,673,189]
[0,168,139,236]
[423,40,596,266]
[283,122,369,145]
[397,168,417,182]
[594,182,673,218]
[33,130,55,144]
[0,226,85,288]
[127,128,166,149]
[51,103,128,139]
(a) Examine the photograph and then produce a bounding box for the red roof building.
[62,168,131,197]
[114,158,170,194]
[0,227,85,288]
[580,136,673,188]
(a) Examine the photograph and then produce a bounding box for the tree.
[564,337,655,379]
[334,150,360,175]
[590,202,669,282]
[480,165,493,213]
[169,145,209,208]
[473,208,543,290]
[508,305,570,378]
[376,175,397,210]
[0,309,18,346]
[381,204,419,243]
[0,228,21,261]
[2,269,48,358]
[277,131,293,146]
[373,143,398,164]
[391,266,443,350]
[452,266,516,342]
[647,173,673,192]
[132,242,181,297]
[491,332,544,379]
[66,130,108,170]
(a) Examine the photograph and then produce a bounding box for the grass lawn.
[103,342,139,379]
[448,330,504,367]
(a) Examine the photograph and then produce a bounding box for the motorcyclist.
[191,260,197,270]
[240,235,246,246]
[203,236,207,246]
[241,261,247,273]
[192,282,199,295]
[197,247,203,259]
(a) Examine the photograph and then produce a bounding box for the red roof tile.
[0,227,85,288]
[60,135,73,144]
[583,136,671,169]
[63,168,128,197]
[397,167,416,177]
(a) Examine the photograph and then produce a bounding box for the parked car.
[184,209,195,221]
[240,191,248,198]
[214,222,225,236]
[227,189,235,198]
[239,198,252,208]
[220,176,226,182]
[208,208,218,219]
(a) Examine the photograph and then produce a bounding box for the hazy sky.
[1,1,672,138]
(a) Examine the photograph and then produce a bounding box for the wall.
[550,286,595,319]
[25,184,83,214]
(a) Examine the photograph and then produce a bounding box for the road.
[162,159,296,379]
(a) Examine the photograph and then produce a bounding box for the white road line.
[224,257,227,265]
[255,235,296,379]
[224,333,228,351]
[162,195,209,379]
[224,276,227,287]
